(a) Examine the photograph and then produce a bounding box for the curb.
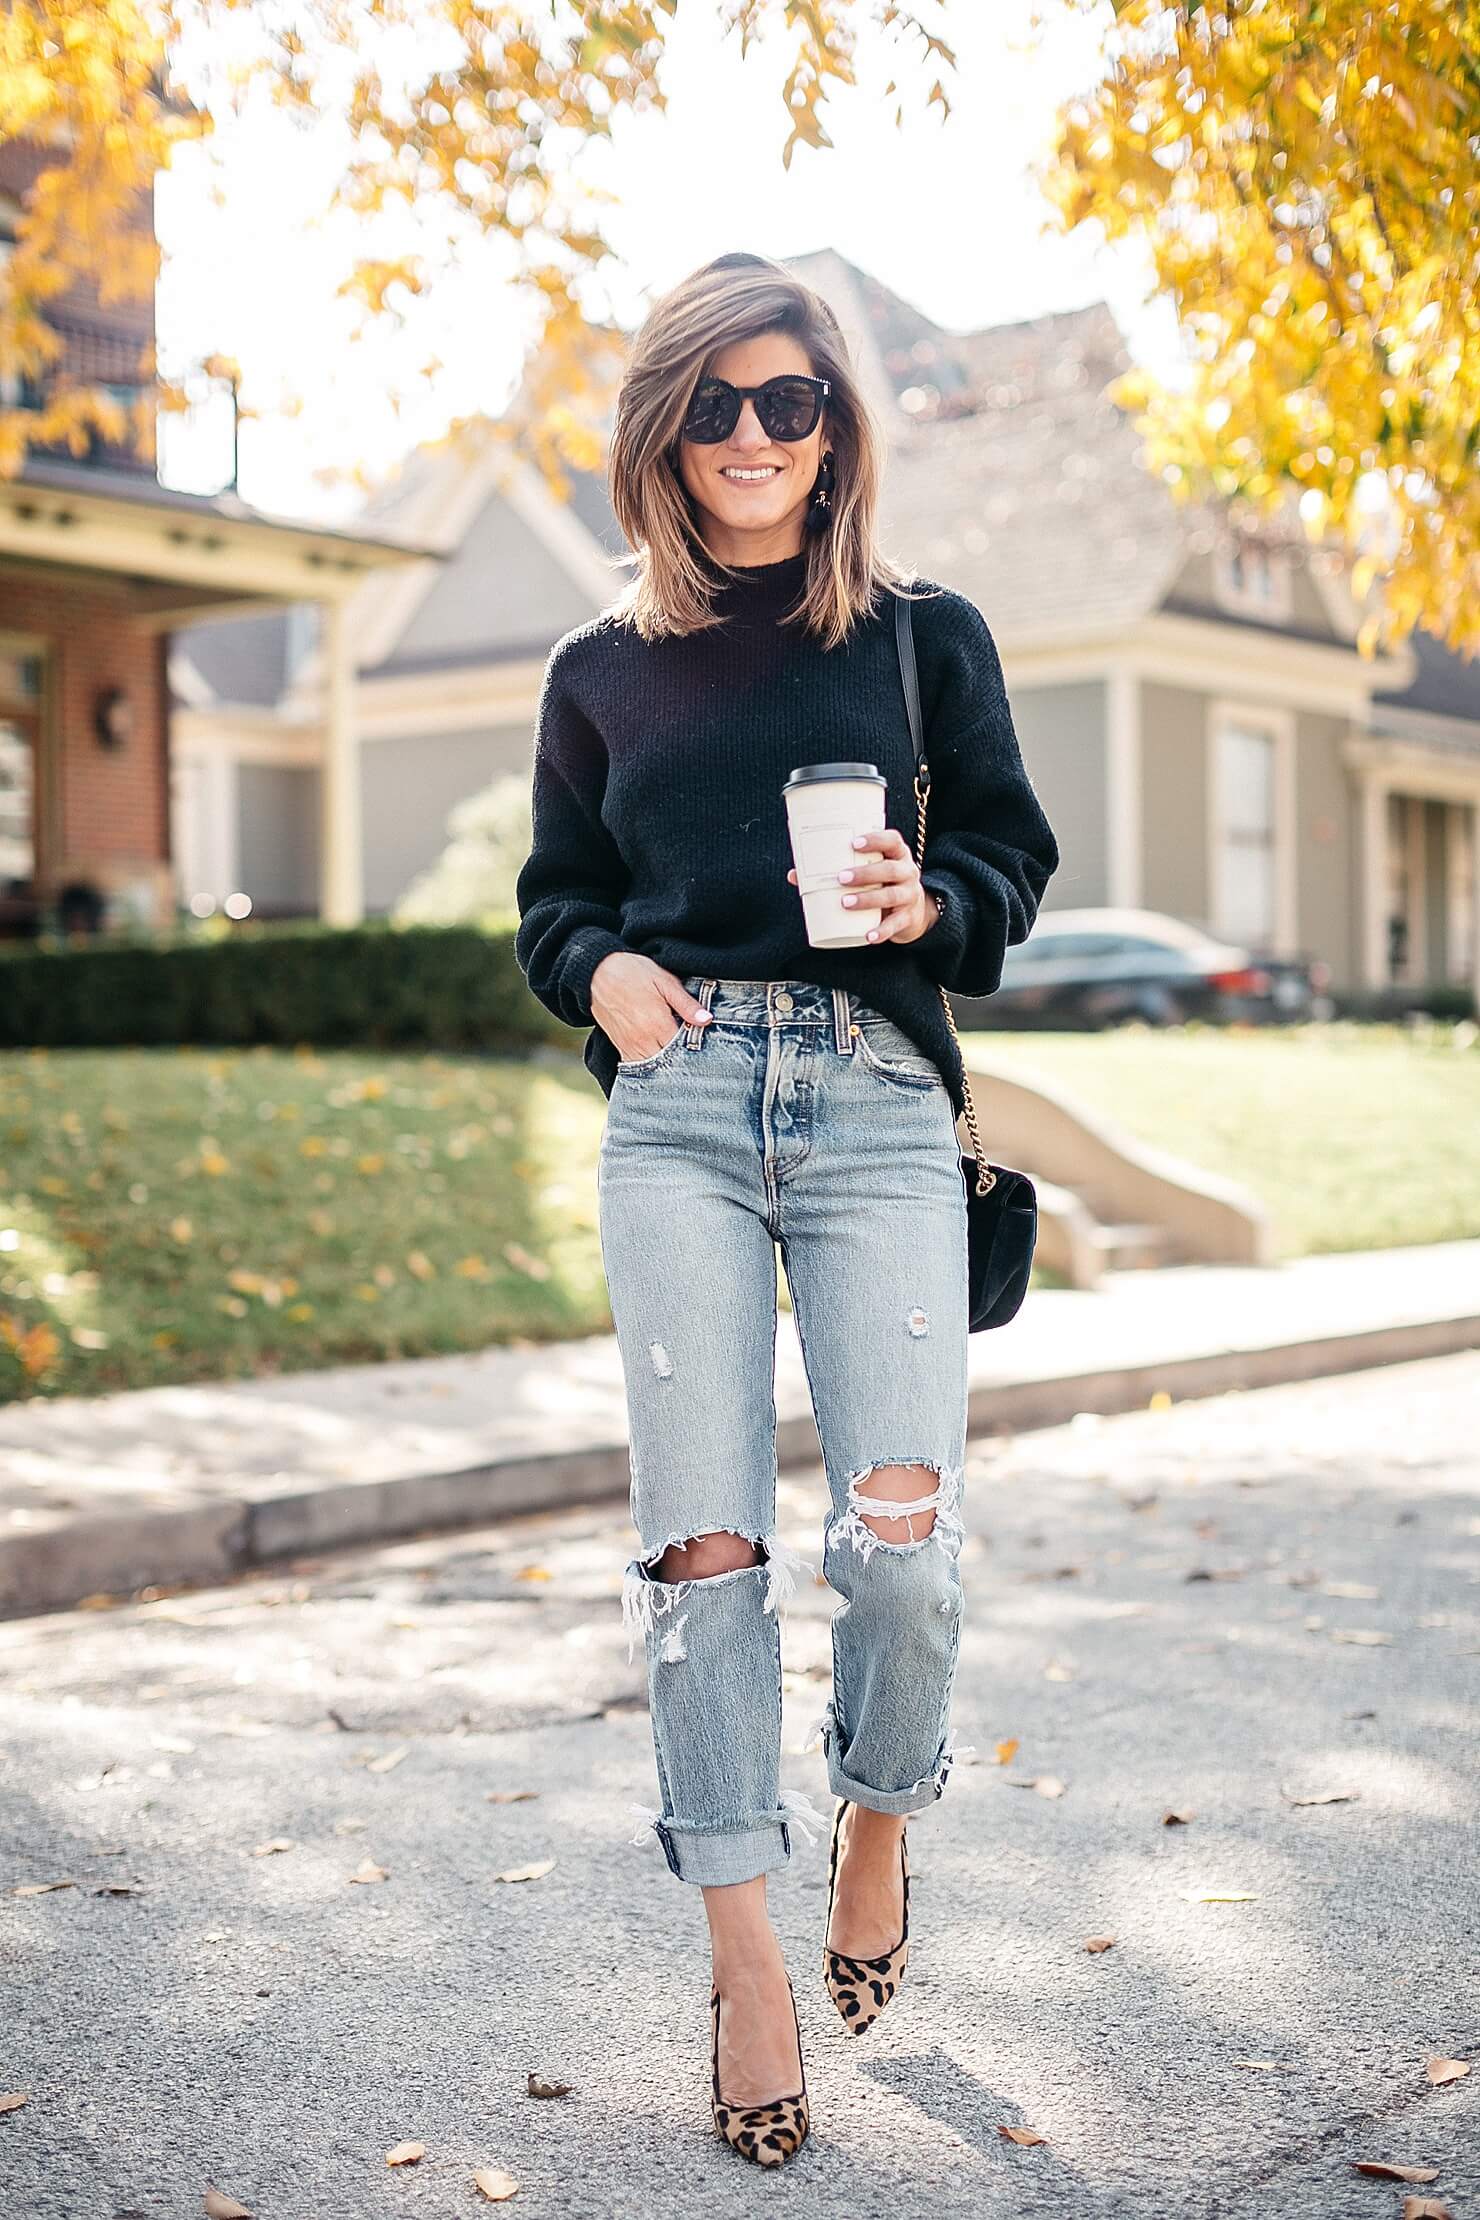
[3,1308,1477,1622]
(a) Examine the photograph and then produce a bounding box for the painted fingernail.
[852,835,868,847]
[867,929,879,941]
[838,869,853,882]
[842,895,856,907]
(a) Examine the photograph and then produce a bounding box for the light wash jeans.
[597,976,970,1888]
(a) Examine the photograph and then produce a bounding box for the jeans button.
[774,991,794,1012]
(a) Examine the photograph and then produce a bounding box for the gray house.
[172,253,1479,1000]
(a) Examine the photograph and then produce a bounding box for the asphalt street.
[2,1350,1477,2220]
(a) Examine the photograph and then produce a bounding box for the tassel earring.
[806,448,836,531]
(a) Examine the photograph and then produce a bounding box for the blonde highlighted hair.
[605,251,927,650]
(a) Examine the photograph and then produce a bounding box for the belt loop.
[832,986,853,1054]
[685,975,718,1049]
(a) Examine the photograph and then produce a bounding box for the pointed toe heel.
[822,1798,910,2036]
[710,1974,810,2167]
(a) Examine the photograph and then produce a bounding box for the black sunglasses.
[680,373,830,445]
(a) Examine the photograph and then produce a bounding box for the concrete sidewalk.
[2,1237,1478,1618]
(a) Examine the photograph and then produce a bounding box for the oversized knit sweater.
[513,547,1060,1123]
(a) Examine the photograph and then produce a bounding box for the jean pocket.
[615,1022,690,1077]
[853,1011,944,1091]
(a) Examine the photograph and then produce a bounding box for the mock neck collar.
[696,542,810,616]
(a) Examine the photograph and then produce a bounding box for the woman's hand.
[591,951,712,1062]
[786,828,941,946]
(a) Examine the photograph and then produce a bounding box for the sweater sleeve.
[514,639,632,1028]
[910,590,1060,997]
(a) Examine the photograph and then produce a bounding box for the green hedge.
[0,921,573,1052]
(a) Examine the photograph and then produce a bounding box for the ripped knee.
[652,1530,759,1583]
[829,1460,965,1564]
[852,1463,941,1544]
[620,1526,816,1661]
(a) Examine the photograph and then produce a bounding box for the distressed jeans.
[597,976,970,1888]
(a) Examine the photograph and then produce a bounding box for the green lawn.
[963,1019,1480,1259]
[0,1045,611,1401]
[4,1023,1476,1401]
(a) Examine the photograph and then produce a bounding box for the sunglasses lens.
[682,382,738,443]
[760,379,822,439]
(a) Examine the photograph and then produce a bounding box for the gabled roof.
[877,303,1203,641]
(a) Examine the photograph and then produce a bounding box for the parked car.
[987,907,1333,1029]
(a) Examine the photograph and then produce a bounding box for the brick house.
[0,140,433,938]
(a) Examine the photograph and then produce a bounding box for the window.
[1212,716,1277,945]
[1212,536,1293,624]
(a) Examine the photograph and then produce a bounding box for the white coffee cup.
[782,761,888,948]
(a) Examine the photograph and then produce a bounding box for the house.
[173,252,1479,1001]
[0,140,437,937]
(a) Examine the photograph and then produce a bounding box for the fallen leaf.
[0,2092,28,2113]
[1425,2055,1470,2086]
[1281,1787,1359,1807]
[11,1879,77,1895]
[1353,2162,1441,2183]
[1162,1809,1195,1826]
[1322,1580,1380,1600]
[1084,1935,1116,1954]
[1233,2059,1298,2072]
[515,1566,554,1583]
[1181,1889,1259,1903]
[994,1738,1019,1765]
[486,1791,540,1805]
[1007,1775,1065,1798]
[93,1882,144,1895]
[494,1860,556,1884]
[251,1839,296,1857]
[997,2124,1047,2146]
[1330,1628,1393,1646]
[203,2191,253,2219]
[1402,2202,1453,2220]
[333,1817,367,1835]
[473,2169,521,2201]
[349,1859,389,1885]
[365,1746,409,1775]
[527,2072,573,2099]
[385,2141,425,2167]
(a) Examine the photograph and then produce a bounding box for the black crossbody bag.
[893,589,1038,1331]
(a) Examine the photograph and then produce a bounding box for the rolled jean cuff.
[825,1750,950,1816]
[652,1816,793,1888]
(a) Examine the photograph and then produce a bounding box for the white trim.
[1444,802,1475,987]
[1402,790,1429,983]
[320,599,362,926]
[1005,611,1413,717]
[1343,732,1480,803]
[1357,769,1389,989]
[1206,697,1297,955]
[1105,667,1141,906]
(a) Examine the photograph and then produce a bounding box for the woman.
[515,251,1059,2167]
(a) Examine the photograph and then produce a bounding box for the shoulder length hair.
[605,252,926,652]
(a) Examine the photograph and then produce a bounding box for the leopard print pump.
[822,1798,910,2034]
[709,1974,810,2167]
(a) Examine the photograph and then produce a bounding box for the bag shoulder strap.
[892,586,994,1195]
[894,586,925,778]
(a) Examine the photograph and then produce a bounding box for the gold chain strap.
[914,767,996,1197]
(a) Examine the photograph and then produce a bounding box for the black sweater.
[513,548,1060,1123]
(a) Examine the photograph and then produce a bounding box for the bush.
[0,919,572,1052]
[1331,983,1478,1024]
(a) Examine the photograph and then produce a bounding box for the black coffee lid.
[781,761,886,791]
